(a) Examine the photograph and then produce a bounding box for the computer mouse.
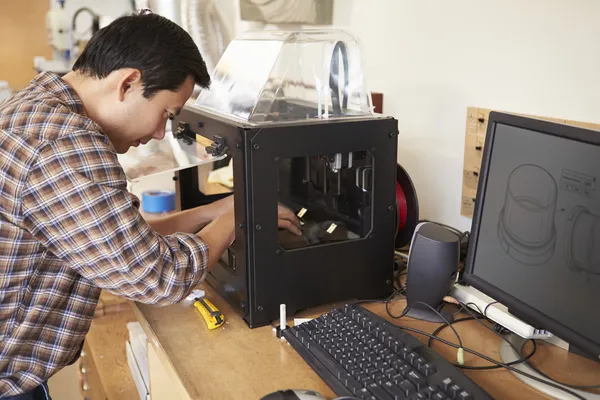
[260,389,326,400]
[260,390,360,400]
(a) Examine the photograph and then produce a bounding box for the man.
[0,11,300,399]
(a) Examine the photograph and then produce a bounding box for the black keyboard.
[283,304,493,400]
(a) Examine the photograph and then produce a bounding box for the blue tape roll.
[142,190,176,213]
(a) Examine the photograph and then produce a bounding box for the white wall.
[222,0,600,232]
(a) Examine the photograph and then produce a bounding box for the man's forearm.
[146,204,215,235]
[197,211,235,270]
[146,195,233,236]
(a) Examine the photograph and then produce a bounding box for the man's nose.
[153,125,166,140]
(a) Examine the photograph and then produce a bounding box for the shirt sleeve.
[20,131,208,306]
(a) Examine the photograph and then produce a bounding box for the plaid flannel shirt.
[0,72,209,396]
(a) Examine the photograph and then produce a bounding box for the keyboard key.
[384,367,397,378]
[380,348,393,358]
[414,357,427,369]
[391,373,404,385]
[449,384,462,398]
[407,352,420,365]
[432,393,447,400]
[382,381,406,399]
[441,378,453,392]
[347,379,364,393]
[407,370,427,390]
[373,343,385,352]
[306,343,348,381]
[391,340,403,352]
[380,330,391,341]
[384,337,395,348]
[419,363,436,377]
[367,382,393,400]
[303,320,318,331]
[422,386,439,398]
[399,365,413,377]
[355,387,373,399]
[410,394,428,400]
[400,347,411,359]
[338,372,352,383]
[398,380,417,396]
[373,372,386,384]
[457,391,474,400]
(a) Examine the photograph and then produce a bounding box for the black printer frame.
[173,109,399,328]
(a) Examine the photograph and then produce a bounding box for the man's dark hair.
[73,10,210,98]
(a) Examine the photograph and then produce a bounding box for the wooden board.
[84,302,140,400]
[133,283,600,400]
[461,107,600,218]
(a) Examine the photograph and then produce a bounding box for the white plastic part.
[280,304,286,330]
[457,348,464,366]
[450,284,553,340]
[185,289,205,302]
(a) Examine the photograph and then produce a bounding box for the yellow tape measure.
[193,297,225,330]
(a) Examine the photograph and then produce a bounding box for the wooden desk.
[81,293,139,400]
[133,284,600,400]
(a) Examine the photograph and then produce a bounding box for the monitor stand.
[500,334,600,400]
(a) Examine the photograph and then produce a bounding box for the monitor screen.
[466,112,600,359]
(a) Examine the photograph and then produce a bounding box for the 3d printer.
[172,30,409,328]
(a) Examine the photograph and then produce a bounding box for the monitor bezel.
[464,111,600,360]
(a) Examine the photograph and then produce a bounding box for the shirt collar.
[31,71,88,117]
[31,71,107,137]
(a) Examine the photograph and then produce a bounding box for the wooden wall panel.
[461,107,600,218]
[0,0,51,90]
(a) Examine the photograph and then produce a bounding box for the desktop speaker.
[404,223,460,323]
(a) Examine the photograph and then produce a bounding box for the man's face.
[106,73,195,154]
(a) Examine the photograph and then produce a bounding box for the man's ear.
[117,69,143,102]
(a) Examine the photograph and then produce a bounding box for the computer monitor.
[464,112,600,363]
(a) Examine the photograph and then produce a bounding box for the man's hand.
[147,194,302,236]
[210,196,301,236]
[278,204,302,236]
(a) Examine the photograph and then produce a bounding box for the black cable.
[483,301,498,317]
[386,300,463,349]
[393,325,587,400]
[352,288,402,306]
[430,308,537,368]
[394,271,407,294]
[454,303,538,370]
[436,303,599,392]
[428,317,537,371]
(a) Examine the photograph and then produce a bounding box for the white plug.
[280,304,286,331]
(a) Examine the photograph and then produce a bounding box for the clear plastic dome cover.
[193,30,374,123]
